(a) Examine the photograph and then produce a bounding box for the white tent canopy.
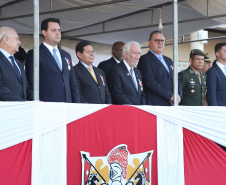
[0,0,225,45]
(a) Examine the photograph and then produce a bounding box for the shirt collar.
[113,56,121,63]
[149,49,162,58]
[123,59,134,71]
[43,42,59,54]
[0,48,11,59]
[216,61,225,68]
[80,61,93,69]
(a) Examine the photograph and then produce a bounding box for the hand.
[169,95,181,105]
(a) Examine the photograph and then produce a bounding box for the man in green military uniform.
[179,49,206,106]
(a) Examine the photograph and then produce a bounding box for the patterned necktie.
[87,66,98,84]
[9,56,21,78]
[53,48,62,71]
[130,68,138,90]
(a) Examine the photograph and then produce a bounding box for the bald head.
[0,26,21,55]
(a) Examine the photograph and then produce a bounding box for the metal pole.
[173,0,178,106]
[33,0,39,100]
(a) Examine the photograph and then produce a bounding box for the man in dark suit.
[137,30,182,106]
[26,18,80,103]
[109,41,145,105]
[98,41,125,87]
[206,43,226,106]
[0,26,33,101]
[74,41,111,104]
[179,49,206,106]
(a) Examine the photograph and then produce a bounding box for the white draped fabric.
[0,102,225,185]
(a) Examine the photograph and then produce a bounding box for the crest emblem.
[81,144,153,185]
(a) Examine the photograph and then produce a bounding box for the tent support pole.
[33,0,39,101]
[173,0,179,106]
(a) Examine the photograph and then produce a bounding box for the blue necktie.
[53,48,62,71]
[9,56,21,78]
[224,66,226,76]
[159,55,169,72]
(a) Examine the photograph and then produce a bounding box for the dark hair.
[112,41,124,50]
[41,18,60,37]
[215,43,226,53]
[149,30,163,41]
[75,40,92,58]
[14,46,26,63]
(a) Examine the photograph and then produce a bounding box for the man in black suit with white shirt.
[0,26,33,101]
[109,41,145,105]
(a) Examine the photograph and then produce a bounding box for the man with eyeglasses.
[179,49,206,106]
[137,30,182,106]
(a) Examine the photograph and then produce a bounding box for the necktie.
[53,48,62,71]
[87,66,98,84]
[196,72,201,84]
[9,56,21,78]
[224,66,226,76]
[130,68,138,90]
[159,55,169,72]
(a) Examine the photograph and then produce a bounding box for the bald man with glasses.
[137,30,182,106]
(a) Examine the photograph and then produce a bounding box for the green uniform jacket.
[179,66,206,106]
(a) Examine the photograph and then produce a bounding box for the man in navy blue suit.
[26,18,80,103]
[206,43,226,106]
[137,31,182,106]
[73,41,111,104]
[0,26,33,101]
[109,41,145,105]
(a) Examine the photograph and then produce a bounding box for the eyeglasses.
[152,39,165,44]
[192,58,204,61]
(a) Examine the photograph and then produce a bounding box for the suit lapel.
[121,62,138,92]
[0,52,22,83]
[93,66,103,84]
[148,51,171,75]
[40,44,62,72]
[79,62,98,85]
[215,64,226,80]
[134,68,142,94]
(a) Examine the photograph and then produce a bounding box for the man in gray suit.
[0,26,33,101]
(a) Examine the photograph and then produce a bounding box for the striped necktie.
[130,68,138,90]
[9,56,21,79]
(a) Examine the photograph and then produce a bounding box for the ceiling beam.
[62,13,226,39]
[0,0,131,21]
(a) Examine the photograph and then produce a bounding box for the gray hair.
[122,41,141,59]
[0,26,16,43]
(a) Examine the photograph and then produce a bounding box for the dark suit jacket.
[98,57,118,85]
[25,43,80,103]
[206,64,226,106]
[179,66,206,106]
[109,61,145,105]
[73,62,111,104]
[137,50,182,106]
[0,51,33,101]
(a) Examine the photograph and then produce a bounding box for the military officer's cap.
[204,53,212,63]
[190,49,205,57]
